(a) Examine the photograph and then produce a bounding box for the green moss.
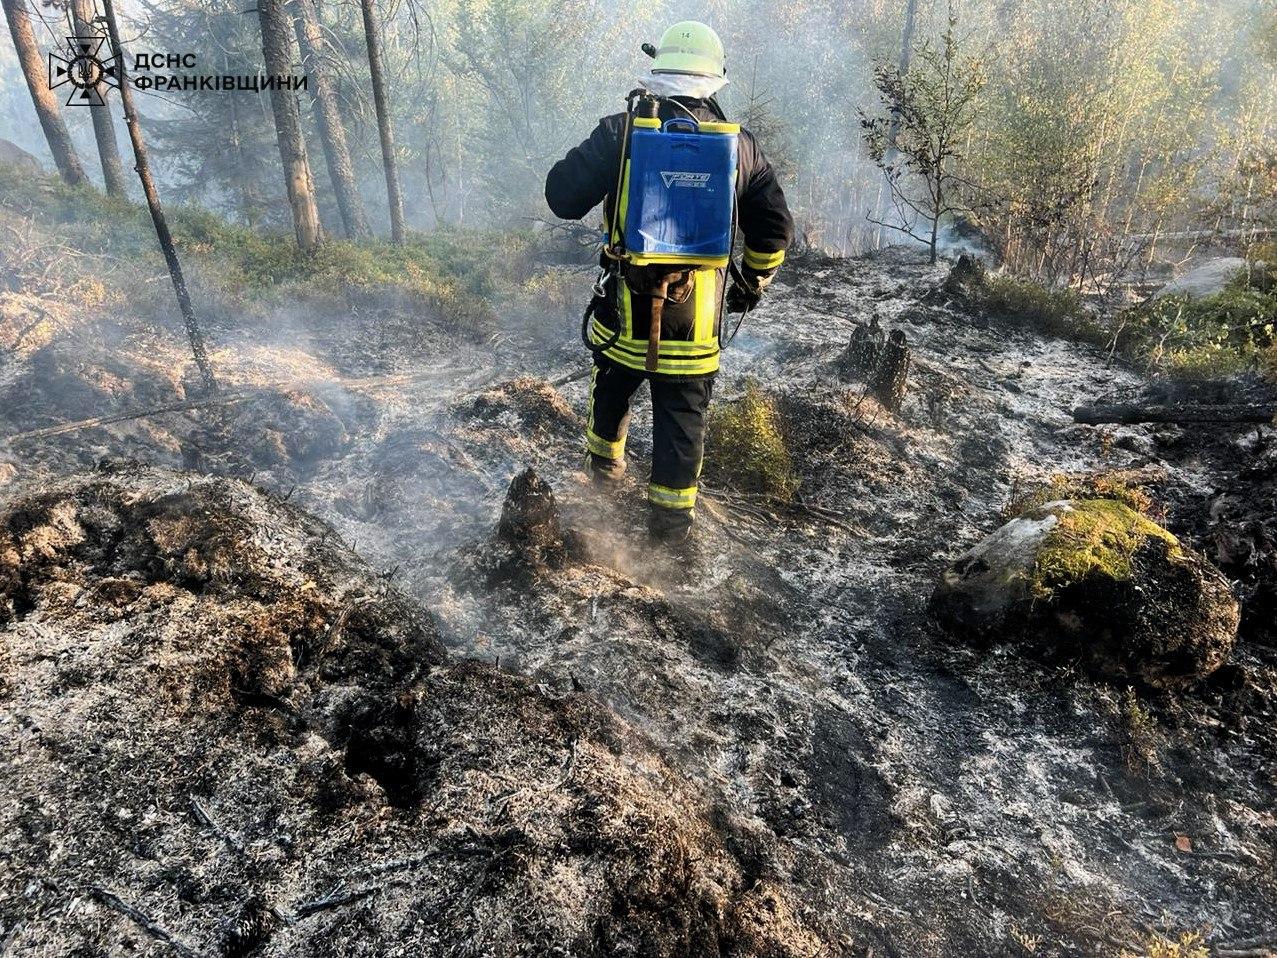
[706,382,798,500]
[1031,499,1181,601]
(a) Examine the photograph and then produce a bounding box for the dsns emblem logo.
[48,36,118,106]
[660,171,711,189]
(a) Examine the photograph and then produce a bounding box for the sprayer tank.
[622,117,739,268]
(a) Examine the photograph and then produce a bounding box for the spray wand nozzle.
[641,42,657,58]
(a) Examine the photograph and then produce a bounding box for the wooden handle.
[645,289,665,373]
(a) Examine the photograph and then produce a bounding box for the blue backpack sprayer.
[583,89,754,370]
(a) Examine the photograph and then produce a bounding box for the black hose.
[582,296,621,354]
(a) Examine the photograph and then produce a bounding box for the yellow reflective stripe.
[648,482,697,509]
[616,159,630,246]
[596,346,720,377]
[743,246,785,270]
[629,252,730,268]
[606,160,632,246]
[590,321,718,355]
[591,340,719,376]
[586,363,597,431]
[619,277,633,338]
[587,429,625,458]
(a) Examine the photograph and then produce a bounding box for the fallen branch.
[1,366,481,446]
[189,797,245,854]
[6,393,253,443]
[697,495,765,546]
[1072,404,1276,426]
[292,885,377,919]
[711,488,865,536]
[790,498,867,536]
[550,367,591,388]
[1215,934,1277,958]
[357,841,490,878]
[90,888,197,956]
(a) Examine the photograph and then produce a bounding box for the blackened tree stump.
[871,330,911,412]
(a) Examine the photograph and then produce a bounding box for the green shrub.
[1119,252,1277,380]
[706,382,799,500]
[980,275,1107,345]
[0,161,526,324]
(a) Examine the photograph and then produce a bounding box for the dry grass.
[706,381,800,501]
[1004,470,1159,521]
[1120,929,1210,958]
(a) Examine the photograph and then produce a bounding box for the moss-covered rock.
[1029,499,1181,600]
[931,499,1239,688]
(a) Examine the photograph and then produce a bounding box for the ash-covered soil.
[0,466,826,956]
[1,251,1275,957]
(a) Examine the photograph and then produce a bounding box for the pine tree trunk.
[1,0,88,186]
[224,57,258,223]
[292,0,369,238]
[100,0,217,392]
[360,0,404,242]
[69,0,127,198]
[257,0,323,251]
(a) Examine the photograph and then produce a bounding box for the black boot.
[586,452,626,486]
[648,503,694,547]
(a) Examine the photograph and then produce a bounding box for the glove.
[726,279,762,314]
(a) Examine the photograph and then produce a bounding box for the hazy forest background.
[2,0,1273,253]
[1,0,1275,377]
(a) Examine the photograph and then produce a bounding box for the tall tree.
[1,0,88,186]
[143,3,280,226]
[291,0,369,238]
[257,0,323,251]
[360,0,404,242]
[99,0,217,391]
[68,0,127,198]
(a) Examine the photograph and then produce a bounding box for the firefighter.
[545,20,793,545]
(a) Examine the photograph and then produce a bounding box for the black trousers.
[585,356,714,536]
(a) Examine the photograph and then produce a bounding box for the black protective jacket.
[545,96,794,375]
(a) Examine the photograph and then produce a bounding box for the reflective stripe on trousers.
[584,356,714,533]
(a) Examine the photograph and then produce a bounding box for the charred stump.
[497,468,565,567]
[941,252,987,299]
[842,314,885,381]
[870,330,911,413]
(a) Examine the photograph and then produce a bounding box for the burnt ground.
[1,241,1275,956]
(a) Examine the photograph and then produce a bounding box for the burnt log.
[1073,404,1276,426]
